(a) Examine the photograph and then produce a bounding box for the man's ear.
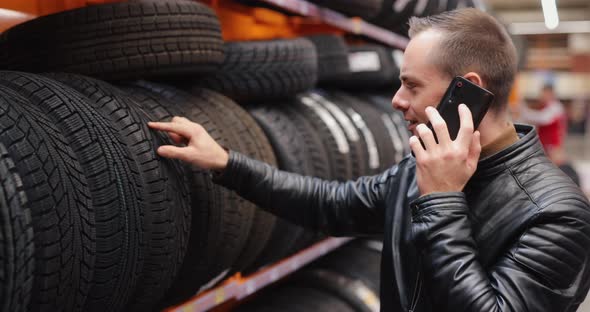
[463,72,483,87]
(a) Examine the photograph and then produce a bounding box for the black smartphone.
[429,76,494,141]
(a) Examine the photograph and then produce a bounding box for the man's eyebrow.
[400,74,421,84]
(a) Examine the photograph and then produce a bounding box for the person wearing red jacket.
[520,84,580,185]
[520,84,567,157]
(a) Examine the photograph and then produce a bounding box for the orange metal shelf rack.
[164,237,354,312]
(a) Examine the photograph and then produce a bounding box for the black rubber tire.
[279,100,336,253]
[181,89,262,274]
[47,73,192,311]
[329,92,400,171]
[124,81,254,305]
[0,143,34,312]
[292,92,353,181]
[0,71,143,312]
[0,85,95,312]
[278,100,335,254]
[237,286,356,312]
[292,269,380,312]
[190,88,278,272]
[371,0,433,35]
[413,0,433,16]
[370,0,418,30]
[248,105,316,177]
[206,94,279,273]
[308,90,370,178]
[307,0,382,19]
[329,44,398,90]
[246,105,316,269]
[361,93,411,161]
[447,0,476,10]
[319,90,381,175]
[312,239,382,294]
[424,0,448,16]
[0,0,223,80]
[305,35,350,84]
[280,103,333,181]
[197,38,318,102]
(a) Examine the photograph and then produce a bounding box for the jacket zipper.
[408,269,423,312]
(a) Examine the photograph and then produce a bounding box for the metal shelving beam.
[165,237,354,312]
[256,0,409,49]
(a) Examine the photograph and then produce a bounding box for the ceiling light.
[541,0,560,30]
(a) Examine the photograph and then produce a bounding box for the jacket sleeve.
[411,192,590,312]
[212,150,404,236]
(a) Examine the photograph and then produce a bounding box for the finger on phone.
[456,104,474,145]
[409,135,425,160]
[416,123,436,149]
[468,130,482,160]
[425,106,451,144]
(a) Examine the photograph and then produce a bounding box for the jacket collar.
[474,124,544,178]
[480,124,519,158]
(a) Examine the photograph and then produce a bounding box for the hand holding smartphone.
[411,77,491,195]
[428,76,494,143]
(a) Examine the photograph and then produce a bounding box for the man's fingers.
[171,116,191,124]
[468,130,482,161]
[168,132,186,145]
[425,106,451,144]
[148,120,193,139]
[416,123,436,150]
[157,145,191,162]
[409,135,426,160]
[456,104,474,145]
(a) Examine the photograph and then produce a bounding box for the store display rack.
[165,237,354,312]
[255,0,409,49]
[0,1,406,311]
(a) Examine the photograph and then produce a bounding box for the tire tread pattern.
[0,85,95,312]
[198,39,318,101]
[0,0,223,80]
[0,142,34,312]
[0,71,143,312]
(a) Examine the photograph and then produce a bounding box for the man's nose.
[392,91,409,111]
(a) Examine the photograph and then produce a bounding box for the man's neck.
[478,111,519,158]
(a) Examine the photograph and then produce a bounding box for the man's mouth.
[406,120,418,132]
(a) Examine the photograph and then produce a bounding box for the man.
[519,84,582,186]
[149,8,590,312]
[519,84,567,158]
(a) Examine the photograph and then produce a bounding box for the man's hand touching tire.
[148,117,229,170]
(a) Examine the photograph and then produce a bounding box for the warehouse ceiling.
[486,0,590,23]
[484,0,590,70]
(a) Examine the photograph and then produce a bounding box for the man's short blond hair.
[408,8,518,112]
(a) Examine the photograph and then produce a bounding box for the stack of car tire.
[0,0,423,311]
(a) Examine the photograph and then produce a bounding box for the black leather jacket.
[213,124,590,312]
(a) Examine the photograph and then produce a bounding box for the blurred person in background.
[519,84,566,158]
[519,84,580,185]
